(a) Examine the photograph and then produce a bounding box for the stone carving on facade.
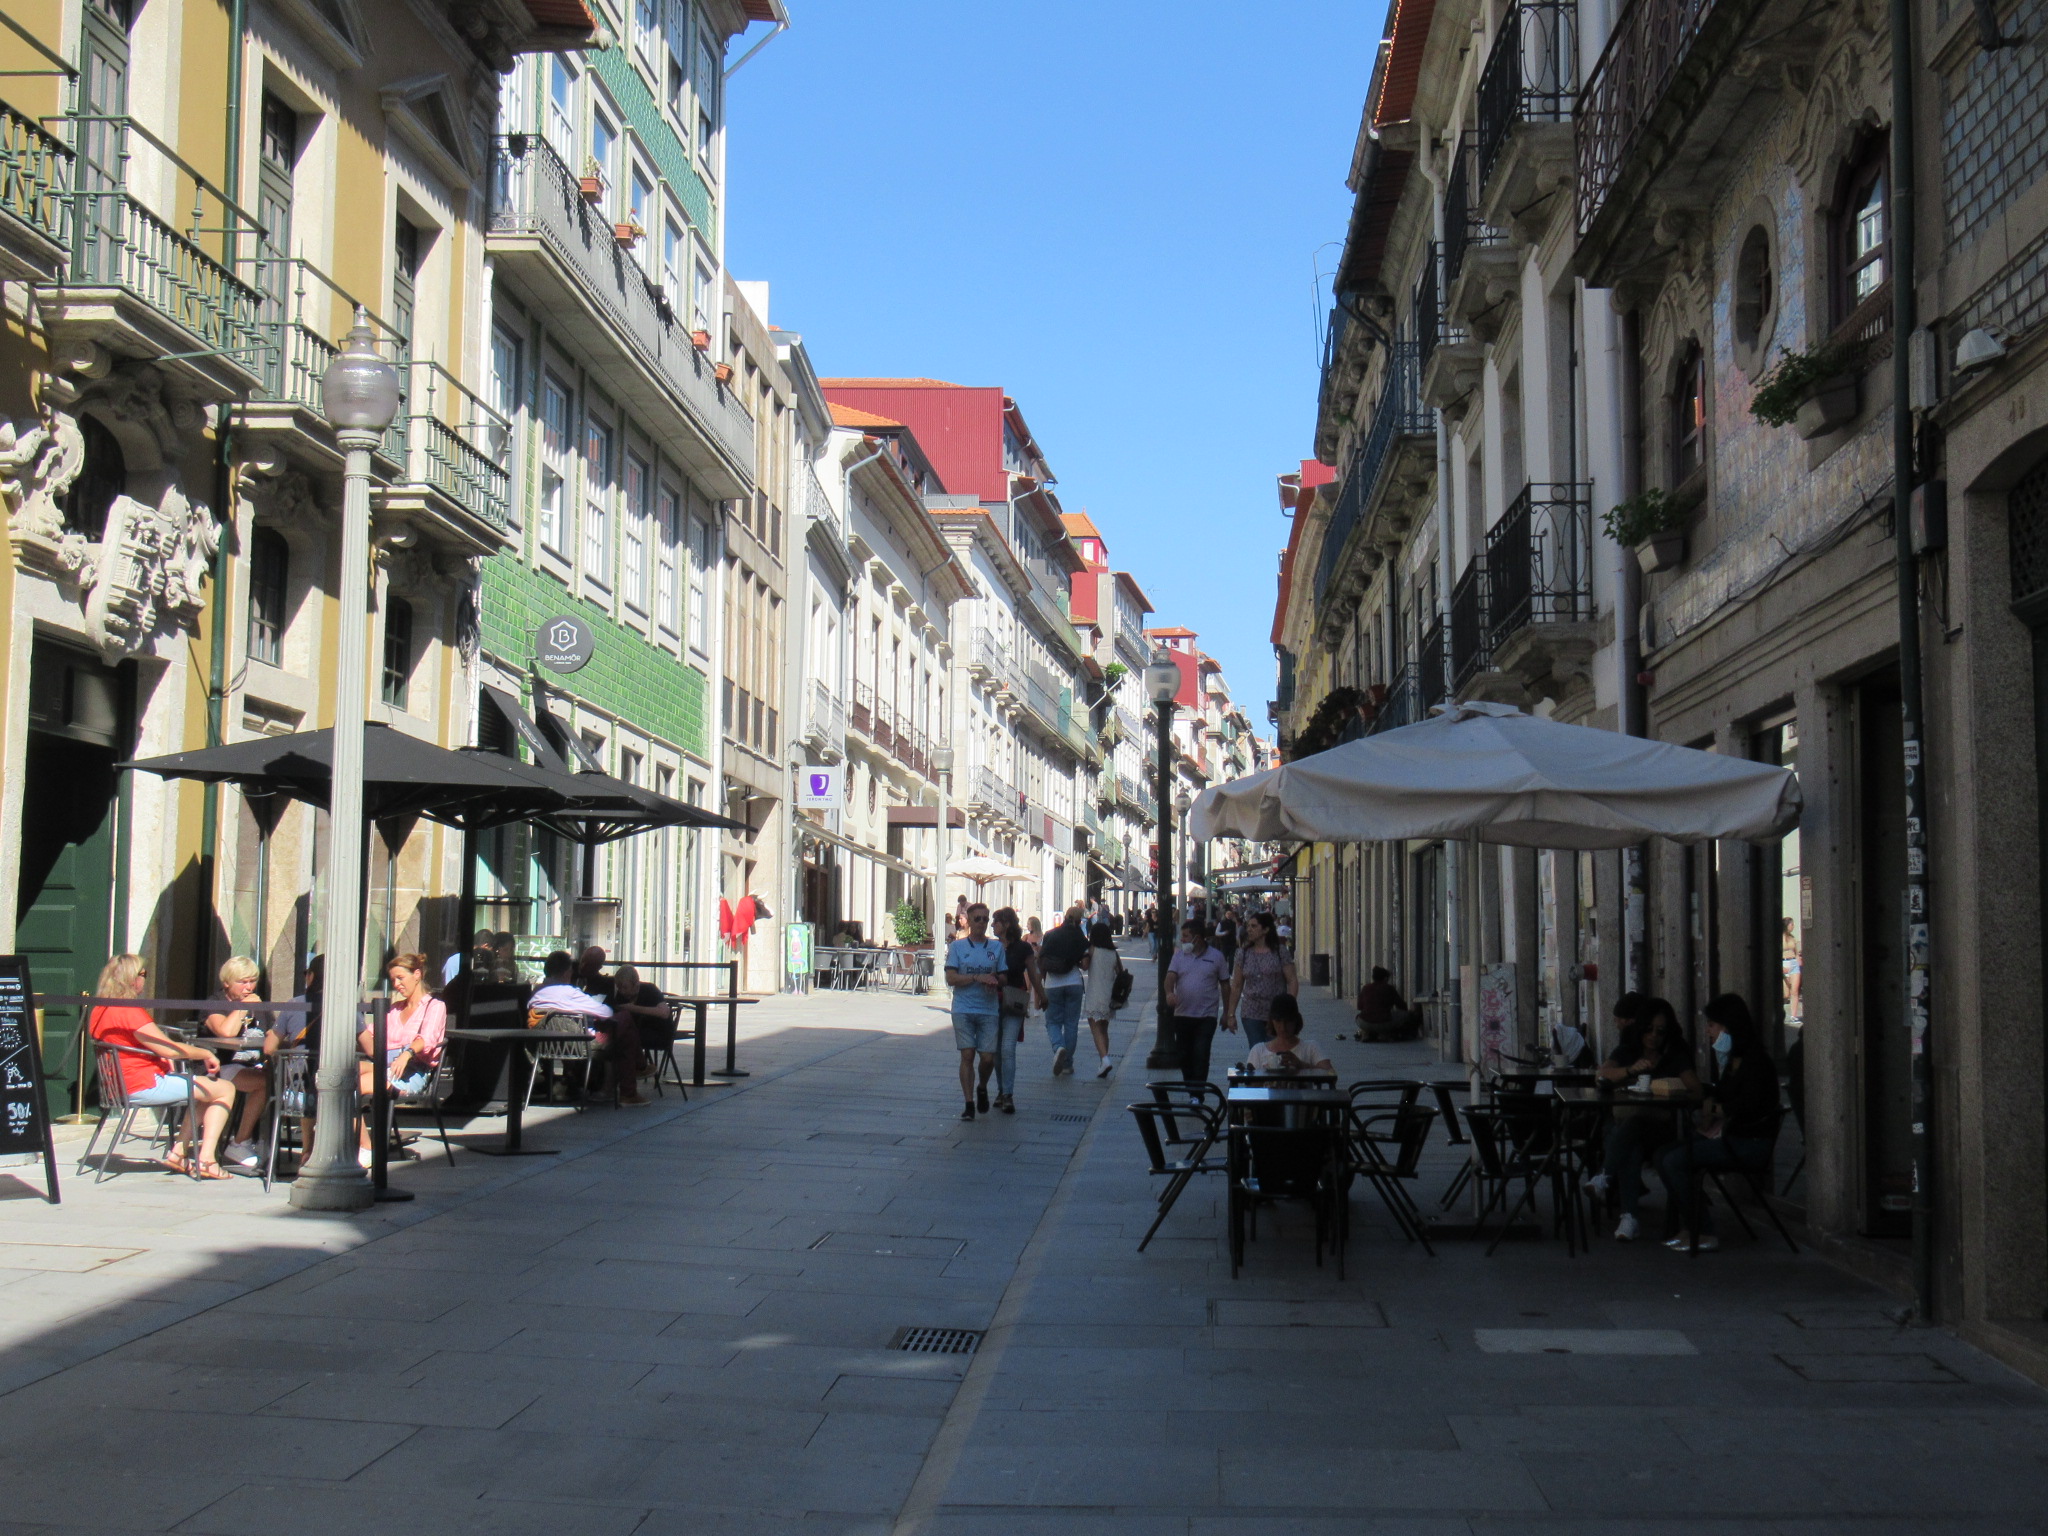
[243,466,333,539]
[82,484,221,662]
[382,542,475,599]
[1,409,89,580]
[90,362,203,463]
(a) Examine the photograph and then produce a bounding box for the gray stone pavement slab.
[0,954,2045,1532]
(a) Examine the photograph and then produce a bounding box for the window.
[662,216,684,303]
[583,405,614,579]
[1672,341,1706,486]
[490,324,523,419]
[546,55,576,158]
[656,483,681,634]
[631,0,657,64]
[1835,134,1889,323]
[589,109,617,209]
[688,514,712,654]
[623,452,650,610]
[629,166,654,257]
[1733,222,1775,368]
[248,527,289,666]
[539,371,572,553]
[391,216,421,353]
[696,35,718,165]
[692,261,712,333]
[382,595,414,709]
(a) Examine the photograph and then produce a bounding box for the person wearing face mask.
[1164,921,1232,1083]
[1588,996,1698,1241]
[1654,993,1780,1251]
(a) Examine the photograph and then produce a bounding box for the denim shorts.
[951,1012,1000,1052]
[128,1075,195,1107]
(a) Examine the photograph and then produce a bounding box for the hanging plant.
[1601,488,1685,547]
[1750,337,1869,428]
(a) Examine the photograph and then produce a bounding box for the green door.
[16,733,119,1118]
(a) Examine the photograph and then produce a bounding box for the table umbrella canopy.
[125,724,562,827]
[455,749,748,842]
[949,853,1039,884]
[1216,877,1289,894]
[1191,701,1800,850]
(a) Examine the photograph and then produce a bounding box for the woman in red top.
[88,953,239,1178]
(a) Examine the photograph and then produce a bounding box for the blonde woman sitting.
[88,953,240,1178]
[201,956,273,1168]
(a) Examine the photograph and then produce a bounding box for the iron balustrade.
[491,133,755,472]
[1483,482,1595,652]
[0,99,70,251]
[1318,302,1352,423]
[1442,132,1501,292]
[1576,0,1719,236]
[1312,339,1430,605]
[405,359,513,532]
[851,680,874,737]
[809,677,847,744]
[1419,620,1449,712]
[64,115,268,371]
[1372,665,1421,735]
[1476,0,1579,192]
[1416,243,1444,377]
[1450,562,1490,690]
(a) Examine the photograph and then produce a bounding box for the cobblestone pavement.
[1,945,2044,1534]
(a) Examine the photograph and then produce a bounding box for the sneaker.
[959,1103,976,1122]
[619,1094,651,1108]
[1614,1213,1639,1242]
[1053,1046,1072,1076]
[224,1140,260,1168]
[976,1085,990,1113]
[1586,1173,1611,1197]
[1096,1056,1114,1078]
[1694,1234,1721,1252]
[996,1095,1015,1115]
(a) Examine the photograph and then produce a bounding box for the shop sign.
[797,766,842,810]
[535,615,595,673]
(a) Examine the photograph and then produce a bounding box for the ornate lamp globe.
[321,314,402,432]
[1145,646,1181,706]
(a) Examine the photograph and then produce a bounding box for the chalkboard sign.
[0,957,59,1202]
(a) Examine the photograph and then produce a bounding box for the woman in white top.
[1244,994,1332,1075]
[1078,921,1123,1078]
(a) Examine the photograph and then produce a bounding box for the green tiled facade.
[590,47,717,240]
[482,558,710,756]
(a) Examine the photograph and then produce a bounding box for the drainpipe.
[1889,0,1934,1323]
[195,0,248,984]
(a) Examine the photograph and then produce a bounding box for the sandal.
[193,1160,233,1180]
[160,1150,193,1175]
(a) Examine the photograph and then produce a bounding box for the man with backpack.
[1038,905,1090,1075]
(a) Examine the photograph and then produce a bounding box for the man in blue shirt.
[1165,920,1233,1083]
[945,902,1005,1121]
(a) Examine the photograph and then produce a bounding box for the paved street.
[3,948,2046,1535]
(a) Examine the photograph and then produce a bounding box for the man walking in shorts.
[945,902,1005,1120]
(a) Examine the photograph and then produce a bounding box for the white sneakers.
[1665,1233,1721,1251]
[1096,1057,1114,1078]
[224,1140,260,1169]
[1586,1173,1611,1196]
[1614,1213,1639,1241]
[1052,1046,1073,1076]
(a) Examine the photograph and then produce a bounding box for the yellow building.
[0,0,595,1115]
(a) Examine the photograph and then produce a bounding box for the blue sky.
[723,1,1384,730]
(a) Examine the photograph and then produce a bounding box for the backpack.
[1041,924,1085,976]
[1109,963,1134,1010]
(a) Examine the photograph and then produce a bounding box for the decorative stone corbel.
[2,409,90,583]
[82,483,220,663]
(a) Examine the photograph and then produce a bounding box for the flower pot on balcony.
[578,176,605,203]
[690,329,711,351]
[613,221,643,247]
[714,363,734,385]
[1793,375,1860,439]
[1635,530,1686,575]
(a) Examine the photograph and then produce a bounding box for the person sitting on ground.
[1245,994,1332,1075]
[1655,993,1780,1252]
[1355,966,1408,1041]
[353,952,448,1162]
[88,953,240,1179]
[602,964,663,1106]
[1592,995,1701,1242]
[200,955,273,1168]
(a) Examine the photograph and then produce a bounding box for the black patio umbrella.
[124,723,565,827]
[453,749,749,842]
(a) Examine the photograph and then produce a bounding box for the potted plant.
[714,362,734,385]
[613,217,644,248]
[1751,337,1868,439]
[1603,487,1687,574]
[690,328,712,351]
[891,900,930,948]
[578,159,607,203]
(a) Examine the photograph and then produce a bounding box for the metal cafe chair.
[1128,1096,1226,1250]
[388,1047,462,1166]
[1347,1104,1439,1253]
[80,1043,192,1182]
[262,1047,314,1191]
[1229,1121,1351,1279]
[524,1013,599,1109]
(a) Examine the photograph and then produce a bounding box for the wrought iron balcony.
[1449,563,1490,691]
[1313,339,1430,608]
[852,680,874,738]
[806,676,847,750]
[491,133,754,497]
[400,361,512,536]
[0,98,70,279]
[1419,619,1449,712]
[1576,0,1719,241]
[1371,665,1421,735]
[1484,482,1594,653]
[1477,0,1579,194]
[1442,134,1503,295]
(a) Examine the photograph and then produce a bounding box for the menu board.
[0,957,58,1202]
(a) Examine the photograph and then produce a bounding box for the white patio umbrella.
[949,853,1040,884]
[1190,701,1799,849]
[1217,876,1289,894]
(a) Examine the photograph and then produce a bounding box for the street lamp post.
[1143,647,1182,1071]
[291,315,401,1213]
[931,744,953,945]
[1174,787,1193,918]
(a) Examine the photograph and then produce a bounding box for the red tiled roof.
[818,377,961,388]
[1061,511,1103,539]
[830,403,903,428]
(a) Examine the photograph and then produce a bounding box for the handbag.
[1000,985,1031,1017]
[1109,963,1134,1010]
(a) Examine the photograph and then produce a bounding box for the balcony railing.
[1313,339,1430,605]
[971,765,1023,823]
[491,133,755,474]
[1476,0,1579,191]
[1416,243,1445,378]
[404,359,512,532]
[1443,132,1502,293]
[1318,301,1352,423]
[1576,0,1719,236]
[1372,665,1421,735]
[0,99,70,252]
[808,676,847,744]
[1450,563,1490,690]
[1419,619,1449,712]
[852,680,874,737]
[1484,482,1594,652]
[65,114,267,371]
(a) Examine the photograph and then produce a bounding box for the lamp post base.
[288,1162,376,1212]
[1144,1047,1182,1072]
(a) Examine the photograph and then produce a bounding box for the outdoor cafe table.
[665,994,758,1086]
[1555,1081,1708,1254]
[444,1027,593,1155]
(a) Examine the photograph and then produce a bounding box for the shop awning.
[797,821,930,879]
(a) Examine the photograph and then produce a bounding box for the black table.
[1557,1083,1705,1253]
[444,1028,593,1154]
[667,994,758,1086]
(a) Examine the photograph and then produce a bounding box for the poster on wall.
[1478,962,1516,1073]
[785,922,814,981]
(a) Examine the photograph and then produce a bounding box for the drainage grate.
[1049,1113,1090,1124]
[889,1326,984,1355]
